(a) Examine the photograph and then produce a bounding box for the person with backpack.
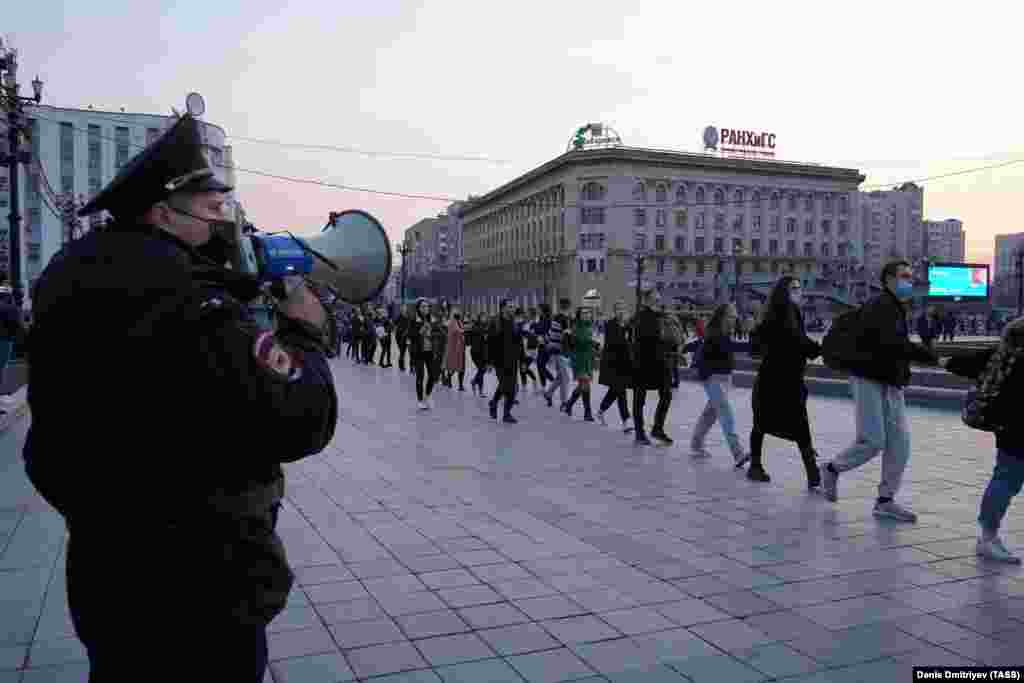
[820,260,939,521]
[746,276,822,486]
[597,300,633,433]
[685,303,752,464]
[944,317,1024,563]
[631,288,674,445]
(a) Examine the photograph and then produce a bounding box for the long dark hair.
[763,275,801,332]
[705,303,733,342]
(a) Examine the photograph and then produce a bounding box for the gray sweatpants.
[831,376,911,500]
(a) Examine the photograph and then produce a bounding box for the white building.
[923,219,965,262]
[858,182,924,271]
[0,105,235,301]
[401,201,467,302]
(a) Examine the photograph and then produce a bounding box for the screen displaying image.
[928,264,989,299]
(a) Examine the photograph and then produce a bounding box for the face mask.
[894,280,914,299]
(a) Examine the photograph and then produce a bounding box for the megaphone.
[246,210,393,305]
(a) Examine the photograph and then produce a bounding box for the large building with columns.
[461,146,865,316]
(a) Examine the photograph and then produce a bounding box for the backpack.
[821,306,865,372]
[660,315,682,349]
[962,347,1021,432]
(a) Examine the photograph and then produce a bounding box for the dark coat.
[851,290,937,386]
[23,220,337,626]
[751,305,821,444]
[631,307,669,390]
[488,315,520,373]
[946,348,1024,454]
[599,318,633,389]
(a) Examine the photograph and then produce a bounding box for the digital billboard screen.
[927,263,989,300]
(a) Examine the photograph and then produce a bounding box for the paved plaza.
[1,358,1023,681]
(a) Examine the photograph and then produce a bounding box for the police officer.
[23,114,337,681]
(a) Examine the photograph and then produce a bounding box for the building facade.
[923,218,965,262]
[459,147,865,316]
[0,105,234,301]
[994,232,1024,306]
[860,182,924,269]
[401,201,466,303]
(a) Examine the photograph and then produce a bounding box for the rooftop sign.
[703,125,776,159]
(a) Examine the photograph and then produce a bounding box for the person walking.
[631,288,674,446]
[488,300,520,423]
[445,308,467,391]
[519,308,540,393]
[534,306,551,392]
[944,317,1024,563]
[597,301,633,433]
[467,312,490,397]
[542,298,574,408]
[746,276,822,486]
[394,304,411,372]
[0,289,23,408]
[430,306,448,390]
[377,307,393,368]
[917,306,938,352]
[687,303,752,465]
[408,299,438,410]
[563,307,597,421]
[821,260,939,521]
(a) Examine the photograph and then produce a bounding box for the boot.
[635,431,652,446]
[801,447,821,490]
[747,464,771,482]
[564,388,579,416]
[583,392,594,422]
[489,399,498,420]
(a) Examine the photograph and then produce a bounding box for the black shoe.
[513,399,520,405]
[651,429,674,445]
[502,414,518,424]
[489,401,498,420]
[583,414,595,423]
[459,386,466,392]
[635,433,652,446]
[545,394,553,408]
[561,402,571,416]
[747,465,771,482]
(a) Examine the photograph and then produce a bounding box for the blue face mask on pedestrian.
[894,280,914,298]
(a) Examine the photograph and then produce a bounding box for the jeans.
[544,354,571,404]
[831,376,910,500]
[413,351,437,402]
[537,348,551,386]
[978,450,1024,535]
[692,374,743,457]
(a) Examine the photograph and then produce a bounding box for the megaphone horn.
[299,210,393,304]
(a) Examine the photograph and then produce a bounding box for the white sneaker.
[977,537,1022,564]
[873,501,918,523]
[733,452,751,469]
[417,401,428,410]
[427,397,435,409]
[690,445,711,458]
[622,421,634,434]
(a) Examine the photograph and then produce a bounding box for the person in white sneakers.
[596,301,633,433]
[821,260,938,521]
[944,317,1024,563]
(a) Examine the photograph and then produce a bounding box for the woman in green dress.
[562,307,597,421]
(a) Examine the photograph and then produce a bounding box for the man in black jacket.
[488,299,520,423]
[24,114,337,682]
[395,304,411,371]
[821,260,937,522]
[632,288,673,445]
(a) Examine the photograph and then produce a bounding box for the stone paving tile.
[377,590,449,617]
[26,636,88,668]
[598,607,678,635]
[688,618,779,652]
[363,573,429,597]
[699,590,783,618]
[328,616,405,649]
[436,583,505,609]
[418,569,481,590]
[456,603,530,630]
[732,642,822,678]
[268,606,323,634]
[513,595,587,621]
[539,615,621,646]
[505,647,598,683]
[413,632,495,667]
[476,623,562,656]
[19,661,91,682]
[269,652,356,682]
[397,610,471,640]
[666,653,768,682]
[314,597,387,625]
[303,580,370,605]
[653,598,733,627]
[492,578,560,601]
[268,625,339,661]
[469,563,534,583]
[0,644,26,671]
[294,564,356,586]
[345,640,430,679]
[434,657,526,683]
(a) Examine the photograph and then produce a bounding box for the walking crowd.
[333,258,1024,566]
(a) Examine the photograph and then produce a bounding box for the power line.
[26,112,1024,214]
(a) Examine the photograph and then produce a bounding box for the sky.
[13,1,1024,265]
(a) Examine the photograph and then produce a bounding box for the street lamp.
[0,43,44,310]
[633,251,648,313]
[396,241,411,305]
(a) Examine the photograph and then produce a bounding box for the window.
[675,210,687,228]
[675,185,687,204]
[822,219,831,235]
[586,258,598,273]
[733,215,744,233]
[115,126,131,169]
[599,258,605,272]
[821,243,831,257]
[733,238,744,253]
[695,237,705,253]
[655,235,665,251]
[804,242,813,256]
[59,122,74,162]
[581,207,605,224]
[714,188,725,206]
[752,215,762,232]
[714,213,725,231]
[656,258,665,275]
[696,260,706,275]
[634,209,647,227]
[579,260,585,273]
[788,194,797,211]
[655,184,667,203]
[770,192,780,209]
[839,195,849,214]
[696,187,705,204]
[786,218,796,234]
[674,236,686,252]
[838,220,848,235]
[769,239,779,255]
[633,182,647,201]
[838,242,847,257]
[634,233,647,251]
[27,244,41,262]
[581,182,606,200]
[787,240,796,255]
[805,219,814,235]
[655,209,666,228]
[733,189,743,205]
[579,232,605,249]
[713,237,724,254]
[676,260,687,275]
[146,127,161,145]
[770,216,780,233]
[751,239,761,255]
[752,190,761,207]
[695,213,705,229]
[805,194,814,211]
[824,194,834,213]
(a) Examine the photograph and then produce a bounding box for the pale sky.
[15,1,1024,264]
